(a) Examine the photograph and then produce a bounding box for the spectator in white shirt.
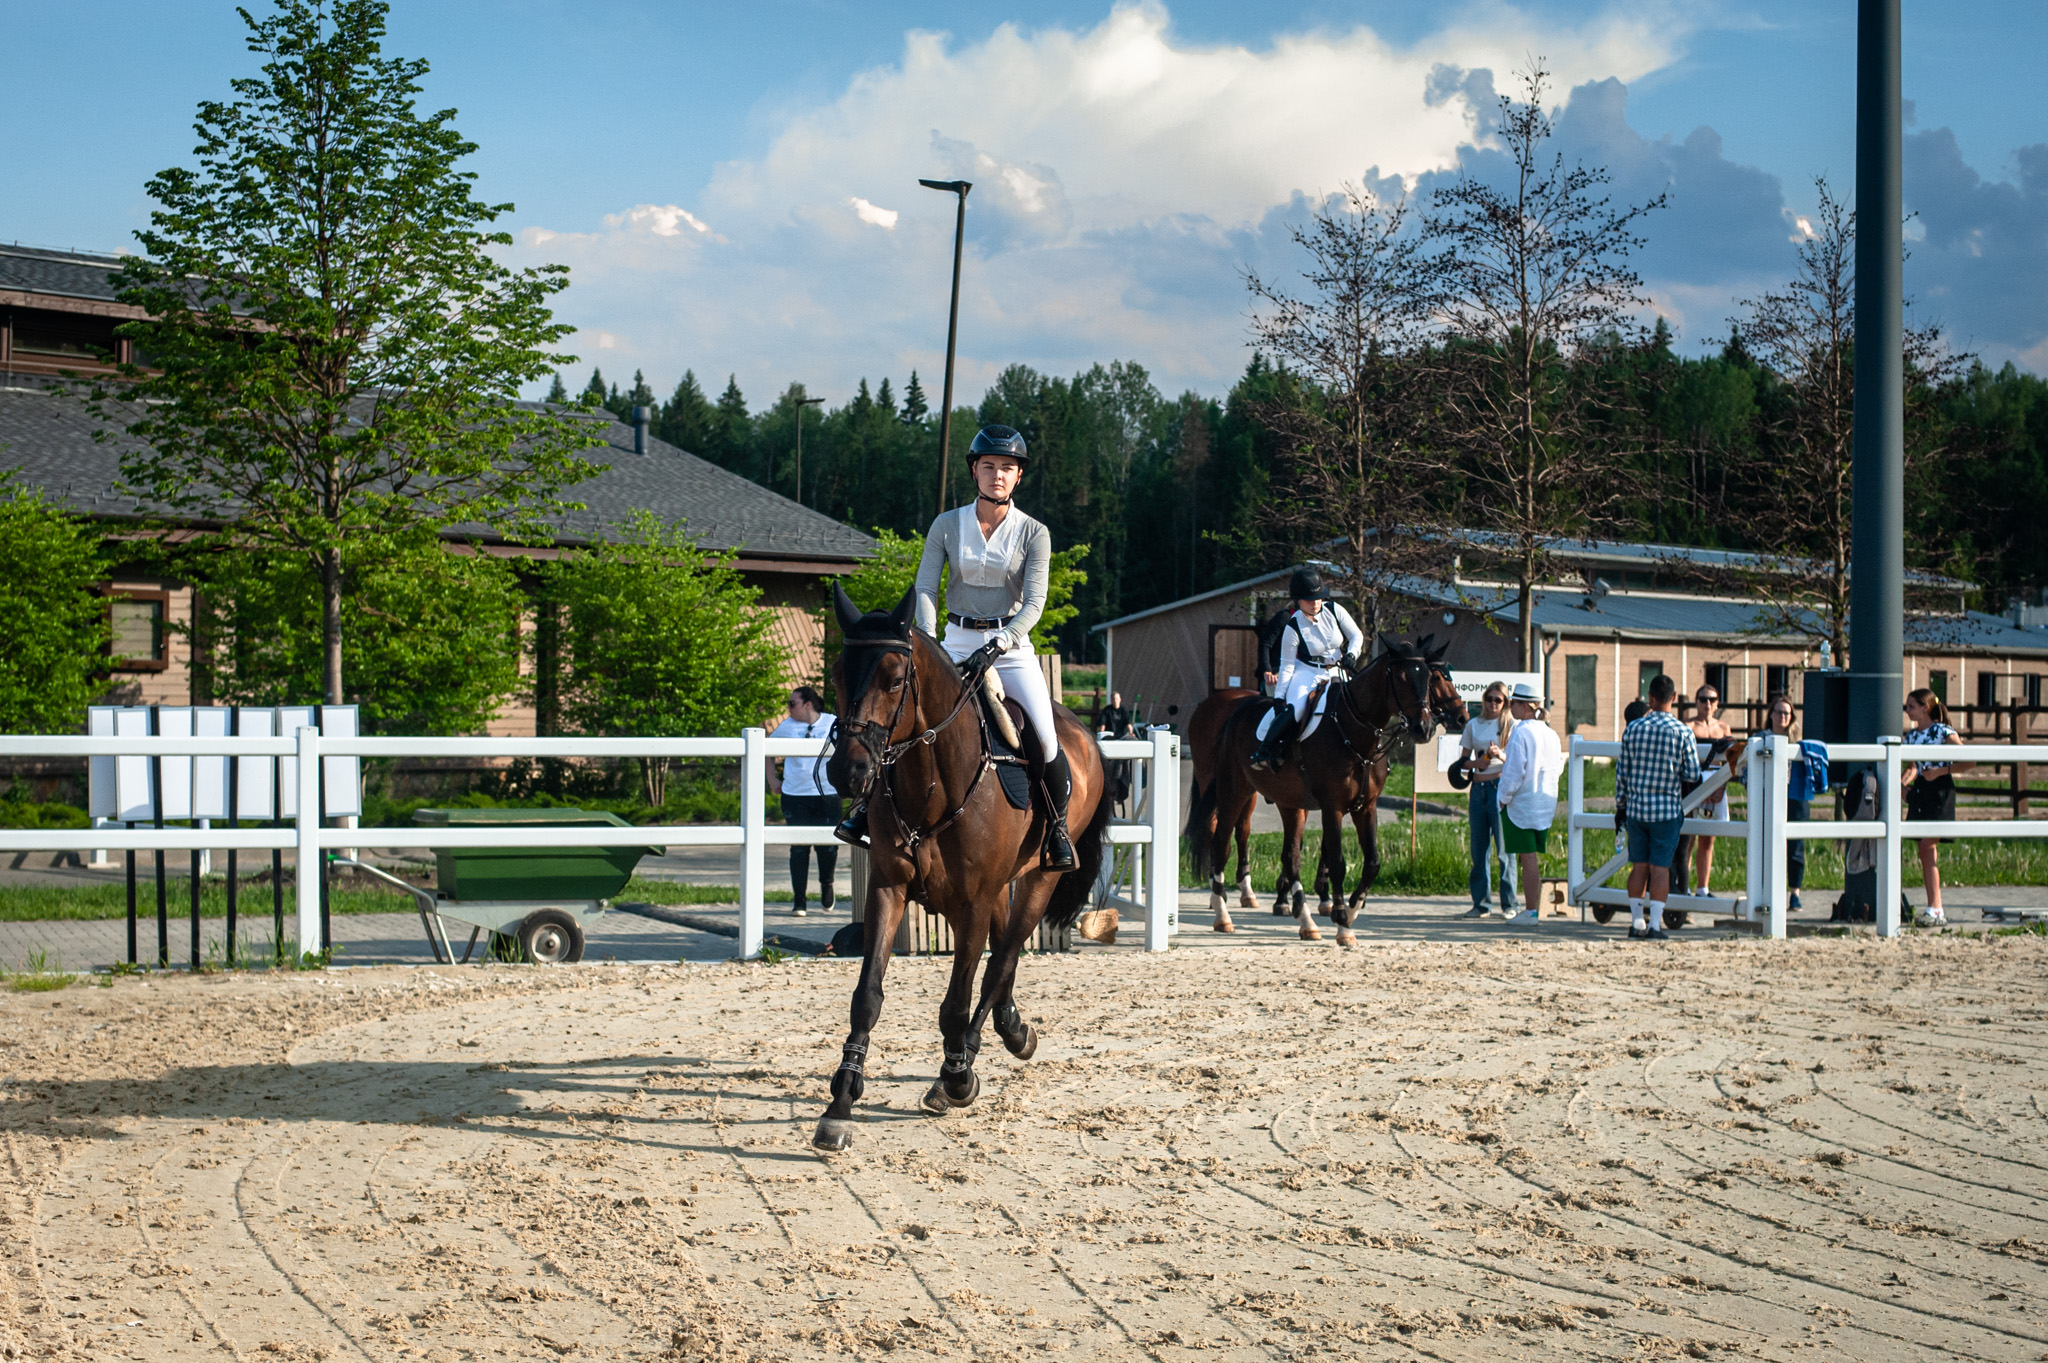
[769,687,840,915]
[1495,682,1563,926]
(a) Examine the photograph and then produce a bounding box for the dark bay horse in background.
[814,586,1112,1152]
[1184,685,1267,917]
[1189,636,1466,945]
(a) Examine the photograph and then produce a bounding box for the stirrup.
[1041,818,1077,871]
[832,803,869,848]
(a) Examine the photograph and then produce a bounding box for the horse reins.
[839,634,997,852]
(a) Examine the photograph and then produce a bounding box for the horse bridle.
[1333,652,1459,766]
[837,634,993,851]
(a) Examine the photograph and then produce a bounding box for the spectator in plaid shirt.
[1615,673,1702,940]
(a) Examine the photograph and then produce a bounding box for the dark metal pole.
[1848,0,1904,744]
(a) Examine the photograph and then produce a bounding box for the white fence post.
[1877,736,1904,938]
[740,726,767,959]
[1764,734,1791,939]
[295,724,322,960]
[1146,730,1180,952]
[1745,735,1767,926]
[1566,743,1585,911]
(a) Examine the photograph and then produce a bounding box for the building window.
[1767,664,1791,699]
[107,592,169,671]
[1566,655,1598,730]
[2029,674,2044,709]
[1637,660,1665,701]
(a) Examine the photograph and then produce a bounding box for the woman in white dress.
[834,425,1075,868]
[1249,567,1364,772]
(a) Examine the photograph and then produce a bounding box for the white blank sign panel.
[192,706,232,819]
[321,705,362,818]
[113,707,154,823]
[88,706,118,818]
[276,706,317,819]
[235,708,276,821]
[156,707,193,820]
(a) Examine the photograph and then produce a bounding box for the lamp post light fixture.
[918,177,971,512]
[793,395,825,507]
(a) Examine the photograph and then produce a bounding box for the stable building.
[0,242,874,735]
[1091,535,2048,742]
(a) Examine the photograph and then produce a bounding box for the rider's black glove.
[962,638,1006,678]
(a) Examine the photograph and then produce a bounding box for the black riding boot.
[1040,751,1077,871]
[832,800,869,848]
[1248,705,1297,772]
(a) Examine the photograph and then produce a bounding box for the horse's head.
[1373,632,1465,740]
[830,583,918,796]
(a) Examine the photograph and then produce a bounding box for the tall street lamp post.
[918,177,971,513]
[793,395,824,507]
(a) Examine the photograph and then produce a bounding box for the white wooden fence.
[0,718,1182,962]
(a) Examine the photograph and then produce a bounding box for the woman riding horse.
[1250,567,1365,772]
[814,426,1109,1152]
[836,424,1076,868]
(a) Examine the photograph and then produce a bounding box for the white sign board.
[1414,670,1540,795]
[321,704,362,818]
[276,705,318,819]
[235,707,277,821]
[192,707,232,820]
[156,707,194,820]
[113,706,154,822]
[87,706,119,818]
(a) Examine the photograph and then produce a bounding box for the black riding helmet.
[1287,566,1334,601]
[967,424,1029,468]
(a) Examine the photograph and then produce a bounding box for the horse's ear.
[889,586,916,632]
[832,582,863,634]
[1427,638,1449,663]
[1415,632,1435,653]
[1377,632,1399,658]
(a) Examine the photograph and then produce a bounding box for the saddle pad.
[995,761,1033,811]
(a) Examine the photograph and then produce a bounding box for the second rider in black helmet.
[834,425,1076,869]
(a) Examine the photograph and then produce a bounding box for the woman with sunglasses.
[1903,687,1967,926]
[1457,681,1518,918]
[1688,684,1733,893]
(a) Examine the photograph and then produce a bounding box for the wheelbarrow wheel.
[517,909,585,965]
[1591,906,1617,924]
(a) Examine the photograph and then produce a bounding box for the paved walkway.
[7,881,2044,974]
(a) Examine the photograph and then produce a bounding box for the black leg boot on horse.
[1249,701,1297,773]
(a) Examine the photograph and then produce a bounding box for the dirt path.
[4,938,2046,1361]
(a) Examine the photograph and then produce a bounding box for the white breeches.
[1258,667,1341,738]
[942,624,1060,756]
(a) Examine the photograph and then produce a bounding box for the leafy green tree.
[545,373,570,404]
[623,369,656,413]
[900,371,930,424]
[706,375,755,473]
[102,0,599,707]
[186,535,523,735]
[545,512,789,805]
[0,476,109,732]
[583,368,609,405]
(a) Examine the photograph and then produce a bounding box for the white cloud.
[849,196,900,229]
[606,203,714,238]
[511,1,1698,402]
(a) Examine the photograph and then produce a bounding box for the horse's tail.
[1184,772,1217,880]
[1047,772,1116,932]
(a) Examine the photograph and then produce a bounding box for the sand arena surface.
[3,938,2047,1361]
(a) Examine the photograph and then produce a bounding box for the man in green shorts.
[1494,682,1563,925]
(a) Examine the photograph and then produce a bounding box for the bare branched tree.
[1426,62,1666,667]
[1719,176,1967,661]
[1245,185,1443,641]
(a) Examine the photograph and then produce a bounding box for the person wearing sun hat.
[1493,682,1563,925]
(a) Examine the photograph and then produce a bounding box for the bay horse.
[1184,686,1266,916]
[814,585,1112,1151]
[1188,636,1466,945]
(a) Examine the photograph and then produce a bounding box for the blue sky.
[6,1,2046,402]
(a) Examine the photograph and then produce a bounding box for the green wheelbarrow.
[333,808,664,965]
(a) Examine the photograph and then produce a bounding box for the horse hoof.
[1213,919,1236,933]
[1299,927,1322,942]
[922,1071,980,1114]
[1272,904,1291,917]
[1241,892,1260,910]
[1336,930,1356,949]
[1004,1025,1038,1061]
[813,1118,857,1151]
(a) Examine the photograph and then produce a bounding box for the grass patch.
[1183,818,2048,898]
[7,946,74,991]
[618,876,794,905]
